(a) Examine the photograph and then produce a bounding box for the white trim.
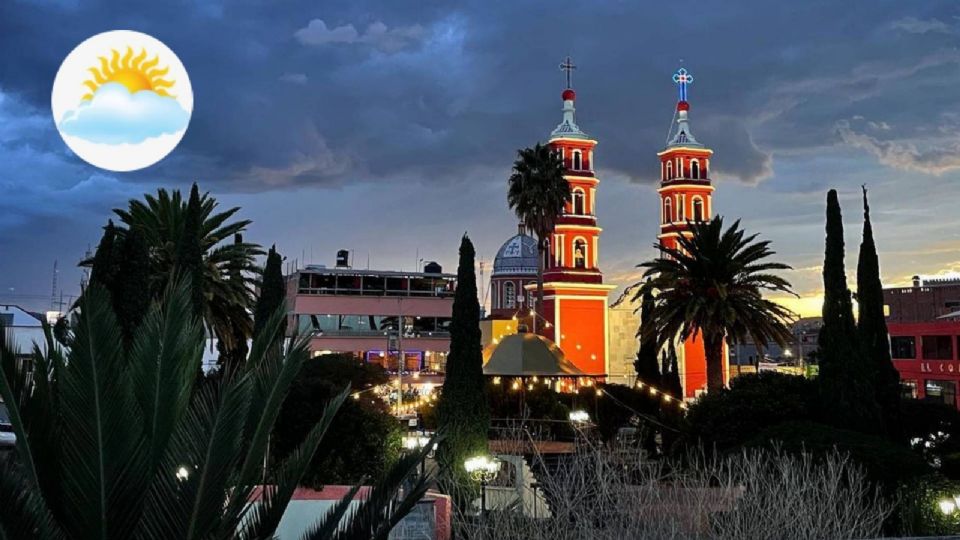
[657,184,715,193]
[663,197,672,224]
[603,301,610,374]
[572,187,586,215]
[665,161,673,180]
[589,187,596,215]
[592,236,598,268]
[657,146,714,157]
[690,158,701,179]
[691,195,705,221]
[554,224,602,232]
[572,150,582,171]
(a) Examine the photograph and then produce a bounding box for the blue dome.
[493,234,538,276]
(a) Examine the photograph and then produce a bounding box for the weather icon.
[51,30,192,172]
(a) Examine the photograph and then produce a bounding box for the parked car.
[0,402,15,449]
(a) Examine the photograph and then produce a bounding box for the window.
[574,239,587,269]
[691,159,700,179]
[922,335,953,360]
[665,161,673,180]
[573,151,582,170]
[676,196,685,221]
[901,379,918,399]
[504,281,516,309]
[573,189,585,215]
[891,336,916,359]
[692,197,704,222]
[926,379,957,406]
[663,197,673,224]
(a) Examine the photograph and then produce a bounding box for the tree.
[634,288,661,387]
[113,184,262,363]
[856,186,901,440]
[88,219,120,292]
[273,354,401,486]
[111,226,152,351]
[0,282,430,540]
[662,343,683,400]
[436,234,490,502]
[507,143,571,329]
[254,244,286,339]
[635,217,795,393]
[818,189,882,434]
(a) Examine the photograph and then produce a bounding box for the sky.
[1,0,959,316]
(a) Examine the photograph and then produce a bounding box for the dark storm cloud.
[3,0,960,308]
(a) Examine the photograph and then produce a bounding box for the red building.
[655,67,728,397]
[529,59,615,376]
[885,276,960,407]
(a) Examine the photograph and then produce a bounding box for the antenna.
[50,260,59,311]
[478,258,488,315]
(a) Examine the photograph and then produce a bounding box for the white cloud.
[890,16,950,34]
[294,19,425,53]
[58,83,190,145]
[279,72,308,84]
[835,119,960,175]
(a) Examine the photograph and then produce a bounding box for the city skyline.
[2,1,959,316]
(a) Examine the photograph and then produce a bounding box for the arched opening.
[663,197,673,224]
[504,281,516,309]
[677,195,685,221]
[574,239,587,269]
[665,161,673,180]
[573,151,582,170]
[573,188,585,215]
[693,197,704,221]
[691,159,700,179]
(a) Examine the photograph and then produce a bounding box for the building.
[488,228,538,320]
[654,68,728,397]
[286,252,456,375]
[885,275,960,407]
[529,62,616,376]
[0,304,48,355]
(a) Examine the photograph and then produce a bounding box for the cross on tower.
[559,56,577,89]
[672,67,693,102]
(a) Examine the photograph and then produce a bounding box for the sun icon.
[51,30,193,172]
[82,47,175,100]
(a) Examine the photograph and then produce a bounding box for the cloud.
[279,72,308,84]
[835,119,960,175]
[890,16,950,34]
[294,19,425,53]
[58,83,190,145]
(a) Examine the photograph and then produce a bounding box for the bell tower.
[532,57,615,376]
[657,67,727,396]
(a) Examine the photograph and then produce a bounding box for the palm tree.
[634,217,796,393]
[112,184,262,358]
[507,143,571,327]
[0,282,431,539]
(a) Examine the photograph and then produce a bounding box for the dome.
[493,234,538,276]
[562,88,576,101]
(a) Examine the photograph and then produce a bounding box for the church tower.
[657,67,727,396]
[532,58,615,376]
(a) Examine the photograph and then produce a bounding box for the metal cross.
[672,67,693,102]
[559,56,577,89]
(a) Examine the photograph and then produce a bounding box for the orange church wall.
[554,297,606,375]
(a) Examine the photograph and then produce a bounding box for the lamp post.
[464,455,500,521]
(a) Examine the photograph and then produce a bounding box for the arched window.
[572,188,585,215]
[691,159,700,179]
[573,151,582,170]
[692,197,704,221]
[574,239,587,268]
[492,283,499,309]
[676,195,685,221]
[665,161,673,180]
[504,282,516,309]
[663,197,673,224]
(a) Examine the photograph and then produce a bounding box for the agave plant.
[0,282,431,539]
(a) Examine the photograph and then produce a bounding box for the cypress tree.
[436,234,489,504]
[662,343,683,400]
[634,288,661,387]
[254,244,286,339]
[89,220,120,291]
[177,183,205,317]
[659,344,684,450]
[856,186,901,439]
[818,189,882,434]
[112,226,152,351]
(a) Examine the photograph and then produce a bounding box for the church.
[481,61,728,399]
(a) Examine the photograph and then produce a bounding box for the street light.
[465,455,500,517]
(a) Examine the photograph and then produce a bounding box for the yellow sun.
[81,46,175,100]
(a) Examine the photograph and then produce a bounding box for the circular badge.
[51,30,193,172]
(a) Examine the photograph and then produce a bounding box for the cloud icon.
[58,82,190,145]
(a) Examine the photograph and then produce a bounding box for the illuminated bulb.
[636,381,643,388]
[649,388,658,396]
[663,394,671,402]
[940,500,956,515]
[176,466,190,481]
[493,376,501,385]
[545,322,552,328]
[529,310,535,316]
[532,376,539,382]
[576,344,582,350]
[493,338,499,344]
[528,384,534,391]
[595,389,602,397]
[590,354,596,360]
[353,393,360,400]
